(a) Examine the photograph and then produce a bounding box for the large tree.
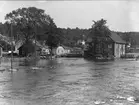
[90,19,111,37]
[44,19,64,56]
[87,19,111,57]
[5,7,52,42]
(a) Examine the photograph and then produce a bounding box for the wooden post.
[11,23,13,70]
[34,21,37,66]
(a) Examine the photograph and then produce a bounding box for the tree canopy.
[5,7,52,42]
[44,19,64,50]
[85,19,112,57]
[89,18,111,38]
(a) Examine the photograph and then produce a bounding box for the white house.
[55,45,72,56]
[41,47,50,55]
[56,46,65,56]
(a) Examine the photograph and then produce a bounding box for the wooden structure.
[84,32,126,59]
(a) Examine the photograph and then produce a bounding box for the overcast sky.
[0,0,139,32]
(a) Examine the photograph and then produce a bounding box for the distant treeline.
[0,22,139,49]
[60,28,139,47]
[116,31,139,47]
[59,28,89,47]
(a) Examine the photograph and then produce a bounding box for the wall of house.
[56,46,65,56]
[64,49,70,54]
[18,42,35,57]
[114,43,125,58]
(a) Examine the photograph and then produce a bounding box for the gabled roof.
[86,32,126,44]
[16,39,48,50]
[109,32,126,44]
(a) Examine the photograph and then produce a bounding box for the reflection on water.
[0,58,139,104]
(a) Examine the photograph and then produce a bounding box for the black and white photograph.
[0,0,139,105]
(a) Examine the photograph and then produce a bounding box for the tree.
[88,19,111,57]
[5,7,52,42]
[4,7,55,58]
[90,19,110,37]
[44,19,64,56]
[0,22,4,34]
[61,28,88,47]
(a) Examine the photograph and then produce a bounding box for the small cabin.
[54,45,72,56]
[17,40,42,57]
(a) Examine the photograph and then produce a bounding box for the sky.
[0,0,139,32]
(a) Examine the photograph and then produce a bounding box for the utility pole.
[10,23,13,71]
[33,20,37,66]
[34,24,37,62]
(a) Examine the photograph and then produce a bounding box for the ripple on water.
[94,100,105,104]
[0,58,139,105]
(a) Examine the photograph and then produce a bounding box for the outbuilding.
[84,32,126,58]
[56,46,65,56]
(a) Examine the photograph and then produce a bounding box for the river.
[0,58,139,105]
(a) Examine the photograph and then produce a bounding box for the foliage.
[2,9,139,55]
[0,22,11,37]
[44,20,64,50]
[5,7,52,42]
[89,18,111,38]
[0,22,4,34]
[117,32,137,47]
[61,27,88,47]
[86,19,111,57]
[0,39,11,51]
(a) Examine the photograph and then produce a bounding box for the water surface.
[0,58,139,105]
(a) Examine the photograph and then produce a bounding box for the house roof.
[110,32,126,44]
[16,39,48,50]
[86,32,126,44]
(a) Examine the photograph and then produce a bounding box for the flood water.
[0,58,139,105]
